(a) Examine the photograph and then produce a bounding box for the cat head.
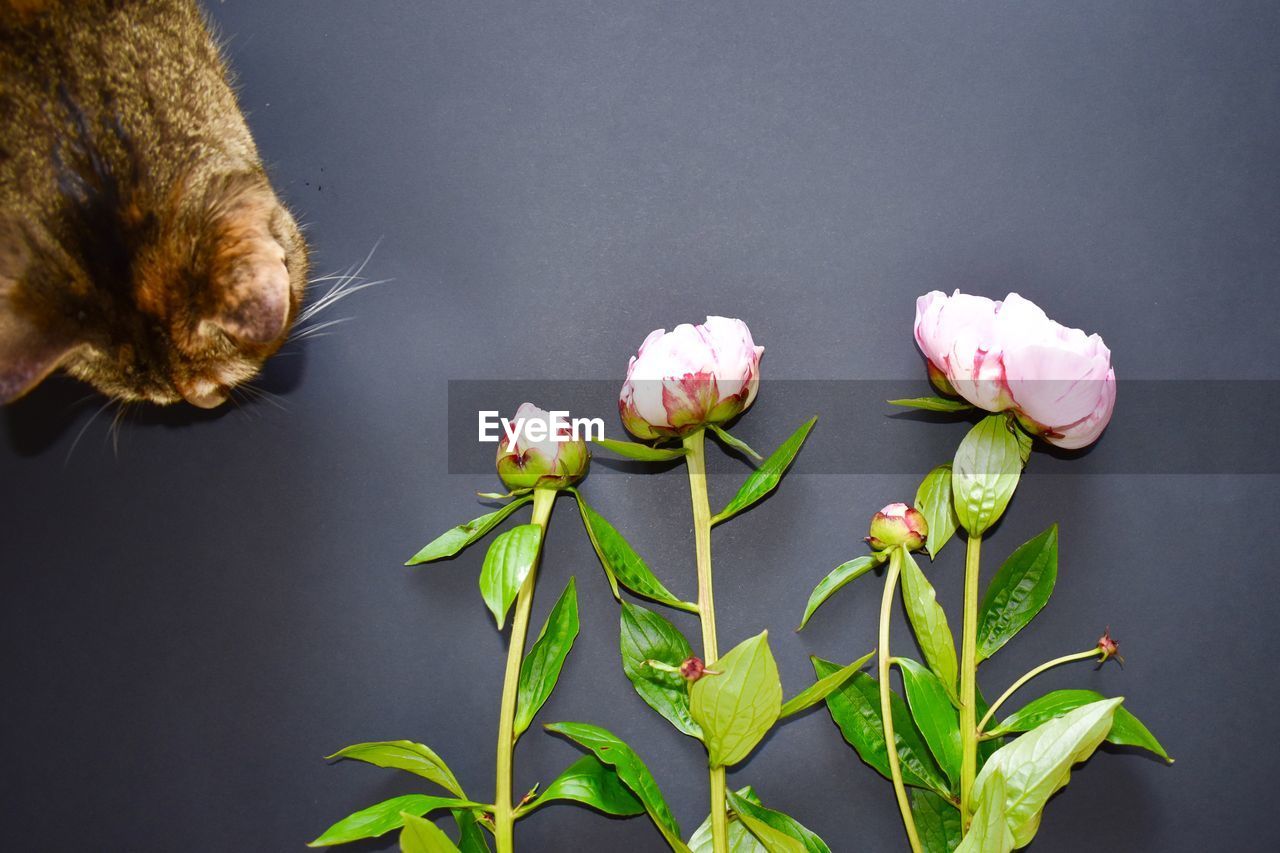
[0,169,308,408]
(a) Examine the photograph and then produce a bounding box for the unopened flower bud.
[680,656,710,682]
[866,502,928,552]
[1097,629,1123,665]
[495,402,590,490]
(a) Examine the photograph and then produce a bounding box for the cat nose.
[175,379,228,409]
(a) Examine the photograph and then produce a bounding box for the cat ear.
[0,219,76,403]
[0,307,75,404]
[203,177,293,346]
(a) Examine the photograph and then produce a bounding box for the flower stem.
[976,648,1103,734]
[493,487,557,853]
[959,533,982,823]
[881,547,923,853]
[683,429,727,853]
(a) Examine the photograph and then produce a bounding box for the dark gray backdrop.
[3,1,1278,850]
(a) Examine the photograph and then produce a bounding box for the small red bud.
[680,656,709,682]
[1097,628,1123,666]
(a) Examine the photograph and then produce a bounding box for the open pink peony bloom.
[495,402,590,490]
[914,291,1116,449]
[619,316,764,440]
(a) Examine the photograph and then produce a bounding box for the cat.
[0,0,308,409]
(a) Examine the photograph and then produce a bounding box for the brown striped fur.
[0,0,307,407]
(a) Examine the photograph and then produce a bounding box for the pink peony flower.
[914,291,1116,449]
[495,402,590,490]
[619,316,764,440]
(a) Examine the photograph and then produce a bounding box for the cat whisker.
[289,316,352,342]
[297,275,387,324]
[237,381,288,412]
[64,398,114,465]
[107,401,130,457]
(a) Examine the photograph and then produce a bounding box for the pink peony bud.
[495,402,590,490]
[679,656,710,681]
[866,502,928,552]
[618,316,764,440]
[913,291,1116,449]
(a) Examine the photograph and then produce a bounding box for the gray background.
[2,0,1278,850]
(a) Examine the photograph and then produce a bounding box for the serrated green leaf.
[308,795,483,847]
[690,632,783,767]
[406,497,533,564]
[478,524,542,629]
[545,722,690,853]
[688,787,765,853]
[975,526,1058,661]
[619,601,702,738]
[325,741,465,798]
[986,689,1170,762]
[399,813,460,853]
[897,658,962,789]
[899,550,958,697]
[713,417,816,524]
[708,424,763,460]
[955,770,1013,853]
[573,493,697,612]
[727,790,830,853]
[952,415,1022,535]
[779,650,875,719]
[520,754,645,817]
[911,790,962,853]
[915,465,959,559]
[797,555,881,630]
[514,578,580,737]
[813,658,951,797]
[973,698,1122,847]
[593,437,688,461]
[888,396,974,413]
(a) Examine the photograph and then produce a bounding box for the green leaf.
[399,813,460,853]
[729,799,806,853]
[897,658,962,789]
[1014,426,1033,465]
[888,396,974,413]
[975,526,1058,662]
[308,795,482,847]
[690,631,783,767]
[915,465,959,559]
[812,658,951,797]
[951,415,1022,535]
[406,497,533,564]
[573,493,697,612]
[514,578,580,737]
[973,698,1122,847]
[708,424,763,460]
[325,741,465,798]
[619,601,702,738]
[545,722,690,853]
[451,810,489,853]
[797,555,881,630]
[779,650,875,719]
[520,755,645,817]
[911,790,962,853]
[593,437,688,461]
[713,416,817,524]
[688,787,765,853]
[987,689,1170,762]
[899,550,958,697]
[478,524,542,629]
[955,770,1013,853]
[727,790,831,853]
[975,686,1001,770]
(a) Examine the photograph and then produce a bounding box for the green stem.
[976,648,1103,734]
[493,487,557,853]
[881,547,923,853]
[959,533,982,823]
[683,429,727,853]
